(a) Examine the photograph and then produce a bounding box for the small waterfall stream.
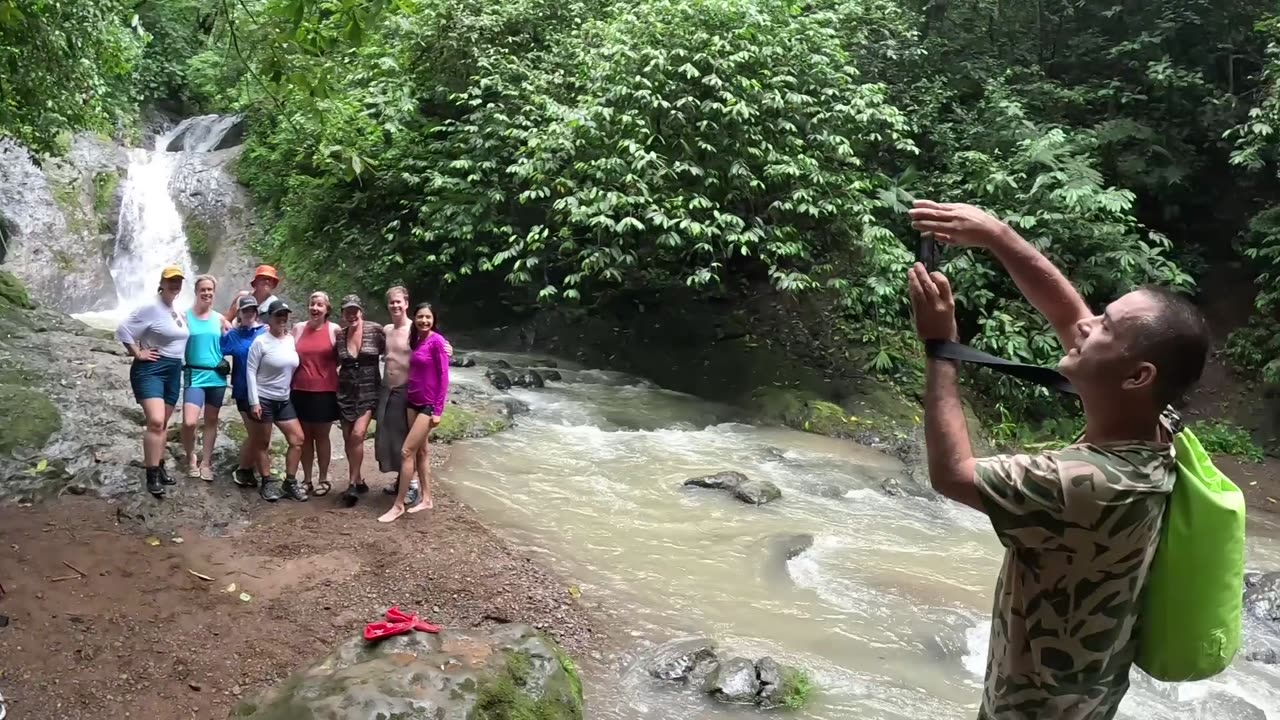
[74,115,242,327]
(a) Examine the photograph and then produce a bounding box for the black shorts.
[408,403,437,416]
[292,390,340,424]
[253,397,297,424]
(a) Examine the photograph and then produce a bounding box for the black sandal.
[304,479,332,497]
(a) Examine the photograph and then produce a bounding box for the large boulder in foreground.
[230,623,584,720]
[683,471,782,506]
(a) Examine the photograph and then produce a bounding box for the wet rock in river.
[231,623,584,720]
[449,355,477,368]
[494,359,513,369]
[705,657,760,704]
[512,369,545,389]
[1245,572,1280,625]
[771,533,815,562]
[543,369,562,382]
[683,471,782,505]
[647,638,720,683]
[486,369,513,391]
[879,476,936,499]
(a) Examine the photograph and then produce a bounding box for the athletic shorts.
[408,403,437,416]
[292,390,340,424]
[130,356,183,406]
[184,385,226,409]
[252,397,297,424]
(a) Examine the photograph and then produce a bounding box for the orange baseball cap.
[253,265,280,282]
[160,265,185,280]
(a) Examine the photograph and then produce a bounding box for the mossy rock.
[750,387,906,439]
[232,623,583,720]
[0,384,62,455]
[183,214,214,269]
[433,405,511,444]
[0,270,35,310]
[92,170,121,234]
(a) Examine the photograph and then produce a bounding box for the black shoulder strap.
[924,340,1079,396]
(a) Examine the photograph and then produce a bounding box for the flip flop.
[311,479,332,497]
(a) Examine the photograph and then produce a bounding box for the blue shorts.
[130,356,183,406]
[184,385,226,409]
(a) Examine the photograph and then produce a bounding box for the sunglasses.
[170,311,185,328]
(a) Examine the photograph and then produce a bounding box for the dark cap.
[237,295,259,311]
[341,294,363,310]
[263,299,292,316]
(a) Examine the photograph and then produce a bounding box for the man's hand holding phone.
[907,200,1011,250]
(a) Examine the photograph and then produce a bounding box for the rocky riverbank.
[0,273,602,719]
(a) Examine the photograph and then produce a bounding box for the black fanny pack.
[186,359,232,377]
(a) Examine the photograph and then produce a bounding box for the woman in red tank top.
[291,291,341,496]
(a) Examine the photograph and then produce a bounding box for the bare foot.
[407,499,432,514]
[377,504,407,523]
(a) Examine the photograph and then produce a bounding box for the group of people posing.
[114,264,450,523]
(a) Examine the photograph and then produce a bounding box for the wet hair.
[195,274,217,291]
[309,291,331,314]
[386,286,409,302]
[408,302,436,349]
[1123,286,1211,407]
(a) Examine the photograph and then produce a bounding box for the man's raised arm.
[908,200,1092,352]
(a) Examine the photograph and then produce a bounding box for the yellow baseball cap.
[160,266,185,280]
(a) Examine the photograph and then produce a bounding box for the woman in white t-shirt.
[245,299,307,502]
[115,266,191,497]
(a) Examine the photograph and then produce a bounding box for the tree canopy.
[4,0,1280,416]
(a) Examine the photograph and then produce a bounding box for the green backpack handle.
[925,340,1246,681]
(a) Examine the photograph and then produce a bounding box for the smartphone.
[917,236,939,272]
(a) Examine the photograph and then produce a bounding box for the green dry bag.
[1134,426,1246,681]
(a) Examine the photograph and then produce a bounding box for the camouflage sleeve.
[974,452,1071,551]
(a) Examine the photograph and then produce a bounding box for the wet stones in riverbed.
[485,369,513,391]
[646,640,810,709]
[879,476,936,499]
[511,369,545,389]
[683,471,782,506]
[542,369,562,381]
[448,355,477,368]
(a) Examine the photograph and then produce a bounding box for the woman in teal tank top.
[182,275,232,480]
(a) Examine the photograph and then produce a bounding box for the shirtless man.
[224,265,281,325]
[376,286,452,505]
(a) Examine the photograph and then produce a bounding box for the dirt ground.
[0,444,604,720]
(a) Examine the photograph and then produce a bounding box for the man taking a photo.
[905,200,1209,720]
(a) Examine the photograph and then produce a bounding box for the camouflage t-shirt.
[973,436,1176,720]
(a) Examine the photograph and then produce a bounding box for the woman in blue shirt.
[222,295,268,488]
[182,275,232,481]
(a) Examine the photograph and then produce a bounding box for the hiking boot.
[158,464,177,486]
[233,467,258,488]
[340,484,360,508]
[282,477,309,502]
[355,482,369,494]
[406,482,421,507]
[145,467,165,498]
[259,476,283,502]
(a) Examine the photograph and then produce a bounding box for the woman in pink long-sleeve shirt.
[378,302,450,523]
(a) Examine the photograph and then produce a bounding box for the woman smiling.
[116,265,191,497]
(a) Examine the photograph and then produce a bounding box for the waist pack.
[926,340,1245,681]
[185,359,232,378]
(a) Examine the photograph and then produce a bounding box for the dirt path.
[0,442,604,720]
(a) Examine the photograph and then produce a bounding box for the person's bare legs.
[409,437,433,512]
[199,403,221,479]
[248,419,273,477]
[314,422,332,486]
[276,419,304,477]
[181,400,201,475]
[417,440,432,507]
[299,423,315,485]
[343,411,373,490]
[378,410,432,523]
[141,398,168,467]
[237,411,256,473]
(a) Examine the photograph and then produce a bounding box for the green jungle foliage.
[5,0,1280,421]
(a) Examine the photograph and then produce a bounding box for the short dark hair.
[1125,286,1210,407]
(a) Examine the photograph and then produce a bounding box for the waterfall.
[73,115,243,328]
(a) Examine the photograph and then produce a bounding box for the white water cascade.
[74,115,241,329]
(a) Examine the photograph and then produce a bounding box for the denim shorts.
[184,385,226,409]
[130,356,183,406]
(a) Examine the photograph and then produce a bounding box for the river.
[441,352,1280,720]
